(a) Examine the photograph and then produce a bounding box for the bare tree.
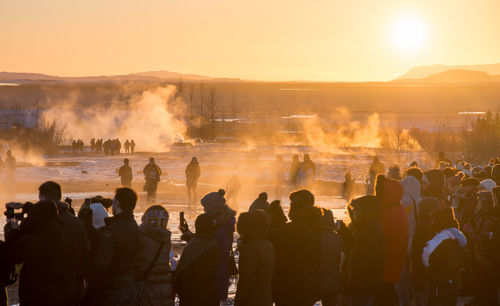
[206,87,220,140]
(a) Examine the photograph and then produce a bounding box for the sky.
[1,0,500,81]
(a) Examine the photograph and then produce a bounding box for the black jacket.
[8,229,80,306]
[173,234,220,306]
[88,212,140,289]
[269,206,323,305]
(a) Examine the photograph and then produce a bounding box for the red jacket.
[377,176,409,283]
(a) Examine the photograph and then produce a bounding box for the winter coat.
[173,234,220,306]
[144,163,162,182]
[88,212,140,290]
[347,198,385,296]
[56,201,87,260]
[422,228,466,287]
[377,177,409,283]
[269,206,323,305]
[400,175,421,253]
[235,239,275,306]
[134,225,174,306]
[8,229,79,306]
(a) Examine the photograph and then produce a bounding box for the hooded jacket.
[376,176,409,283]
[400,175,421,252]
[347,195,385,296]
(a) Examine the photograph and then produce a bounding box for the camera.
[4,202,34,221]
[82,196,113,210]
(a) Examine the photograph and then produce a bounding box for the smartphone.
[179,212,187,228]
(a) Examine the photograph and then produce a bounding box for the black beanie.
[195,213,216,237]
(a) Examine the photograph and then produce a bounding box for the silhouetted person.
[174,213,220,306]
[319,209,342,306]
[342,171,355,202]
[290,154,300,186]
[5,150,15,191]
[5,200,80,306]
[83,187,140,306]
[235,210,275,306]
[186,157,201,204]
[269,190,323,305]
[115,138,122,154]
[297,154,316,189]
[347,195,385,306]
[143,157,162,203]
[249,192,269,212]
[434,151,451,169]
[118,158,133,187]
[130,140,136,154]
[90,138,96,153]
[124,140,130,154]
[367,156,385,195]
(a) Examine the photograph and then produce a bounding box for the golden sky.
[1,0,500,81]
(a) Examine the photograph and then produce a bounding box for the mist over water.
[41,85,187,152]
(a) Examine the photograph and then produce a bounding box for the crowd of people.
[5,151,500,306]
[72,138,136,155]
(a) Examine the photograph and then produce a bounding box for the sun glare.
[390,15,427,53]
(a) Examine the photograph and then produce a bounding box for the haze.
[1,0,500,81]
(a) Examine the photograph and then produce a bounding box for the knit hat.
[142,205,169,229]
[237,209,271,240]
[90,203,108,229]
[201,189,227,215]
[480,179,496,192]
[375,175,403,206]
[258,192,268,201]
[422,169,445,198]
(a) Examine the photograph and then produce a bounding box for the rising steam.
[41,86,187,152]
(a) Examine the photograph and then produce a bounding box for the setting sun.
[390,15,427,53]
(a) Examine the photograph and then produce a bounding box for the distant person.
[83,187,140,306]
[5,150,16,190]
[297,154,316,189]
[274,155,286,199]
[124,140,130,154]
[90,138,96,153]
[130,140,136,154]
[133,205,174,306]
[290,154,300,186]
[116,138,122,154]
[174,213,220,306]
[249,192,269,212]
[143,157,162,203]
[110,139,116,155]
[367,156,385,195]
[118,158,133,187]
[235,210,275,306]
[342,171,355,202]
[185,157,201,204]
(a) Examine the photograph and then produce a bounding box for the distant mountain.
[129,70,212,80]
[394,69,500,84]
[397,63,500,79]
[0,70,215,84]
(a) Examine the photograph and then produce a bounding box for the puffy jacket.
[134,225,174,306]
